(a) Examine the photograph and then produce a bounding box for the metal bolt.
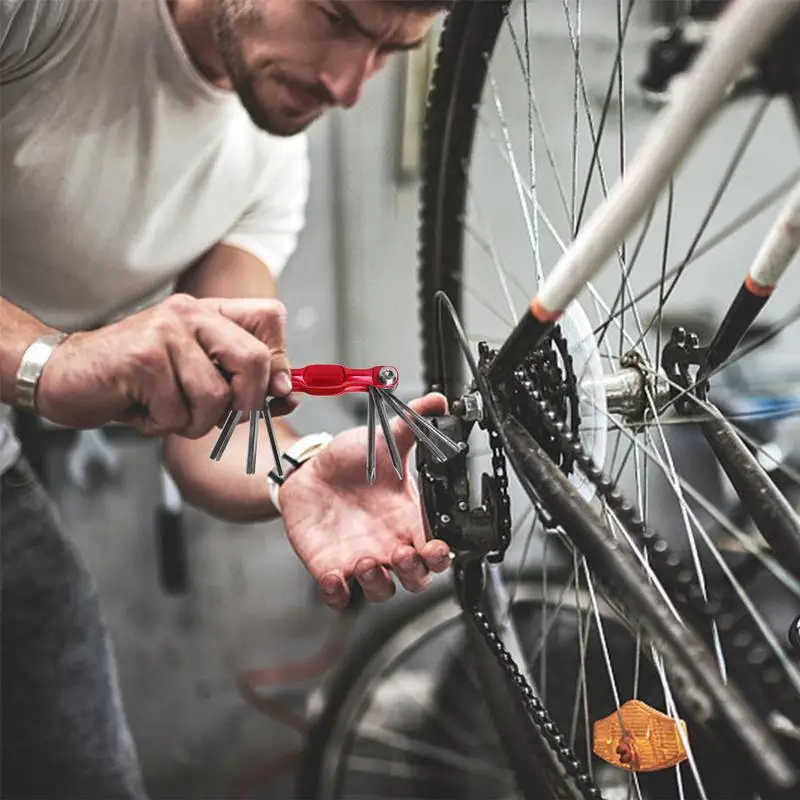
[457,501,468,511]
[378,367,398,386]
[439,513,452,525]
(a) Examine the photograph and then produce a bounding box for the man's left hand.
[280,392,454,611]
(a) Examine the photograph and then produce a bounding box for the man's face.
[212,0,438,136]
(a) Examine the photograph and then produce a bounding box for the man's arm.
[163,244,301,522]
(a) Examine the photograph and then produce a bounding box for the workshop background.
[14,0,800,798]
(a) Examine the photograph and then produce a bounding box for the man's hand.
[280,392,454,611]
[36,293,292,437]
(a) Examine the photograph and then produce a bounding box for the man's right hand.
[36,293,291,438]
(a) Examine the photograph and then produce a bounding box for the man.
[0,0,452,796]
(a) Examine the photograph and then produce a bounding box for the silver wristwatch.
[15,331,68,412]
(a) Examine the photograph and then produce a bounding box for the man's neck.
[167,0,232,89]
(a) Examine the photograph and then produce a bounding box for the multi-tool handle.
[290,364,399,396]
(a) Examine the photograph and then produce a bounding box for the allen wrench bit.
[246,409,260,475]
[369,384,403,480]
[209,364,466,484]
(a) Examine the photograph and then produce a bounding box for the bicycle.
[294,1,800,798]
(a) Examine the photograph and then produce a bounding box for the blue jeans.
[1,457,147,799]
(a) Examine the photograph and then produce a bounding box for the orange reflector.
[592,699,689,773]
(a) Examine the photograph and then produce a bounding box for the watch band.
[267,432,333,515]
[15,331,68,412]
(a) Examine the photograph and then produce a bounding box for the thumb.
[389,391,449,455]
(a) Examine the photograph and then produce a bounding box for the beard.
[211,0,325,136]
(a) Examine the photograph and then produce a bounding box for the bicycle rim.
[417,1,800,798]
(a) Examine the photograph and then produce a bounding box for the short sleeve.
[0,0,75,80]
[221,132,311,279]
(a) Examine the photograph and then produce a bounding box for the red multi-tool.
[210,364,465,483]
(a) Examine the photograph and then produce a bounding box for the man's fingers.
[170,339,233,438]
[267,347,293,399]
[134,351,191,437]
[354,558,396,603]
[208,296,292,397]
[194,313,272,411]
[319,572,350,612]
[208,297,287,350]
[420,539,454,573]
[391,546,431,594]
[268,393,300,418]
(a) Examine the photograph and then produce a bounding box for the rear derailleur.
[661,325,710,415]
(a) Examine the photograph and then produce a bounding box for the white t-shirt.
[0,0,310,472]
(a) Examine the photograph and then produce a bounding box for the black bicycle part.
[702,281,771,374]
[418,0,512,401]
[662,326,800,582]
[638,17,709,98]
[661,325,709,413]
[699,410,800,583]
[790,615,800,652]
[661,324,800,582]
[416,414,505,559]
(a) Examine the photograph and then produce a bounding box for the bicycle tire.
[295,571,626,800]
[295,576,477,799]
[416,1,799,797]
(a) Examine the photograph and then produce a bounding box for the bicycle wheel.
[416,1,800,798]
[297,571,745,800]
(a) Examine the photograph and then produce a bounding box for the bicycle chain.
[479,328,579,563]
[469,606,603,800]
[466,336,602,800]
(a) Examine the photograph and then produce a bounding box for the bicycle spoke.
[634,98,771,348]
[348,724,509,778]
[581,563,645,800]
[487,70,544,283]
